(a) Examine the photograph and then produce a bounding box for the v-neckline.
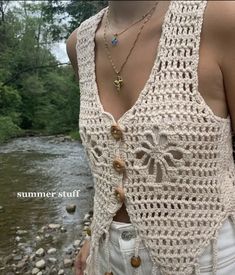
[90,1,173,126]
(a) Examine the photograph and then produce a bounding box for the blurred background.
[0,1,107,275]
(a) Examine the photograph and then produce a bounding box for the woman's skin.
[66,1,235,274]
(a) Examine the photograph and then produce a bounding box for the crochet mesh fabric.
[76,1,235,274]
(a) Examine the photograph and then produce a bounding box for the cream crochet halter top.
[76,1,235,274]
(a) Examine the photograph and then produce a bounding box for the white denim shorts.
[97,217,235,275]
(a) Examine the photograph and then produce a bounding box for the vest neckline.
[90,1,174,126]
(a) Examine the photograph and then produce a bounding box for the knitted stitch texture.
[76,1,235,274]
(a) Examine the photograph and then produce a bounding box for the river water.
[0,136,94,263]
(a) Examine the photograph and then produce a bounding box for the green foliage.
[0,0,104,144]
[0,116,23,143]
[0,83,22,125]
[69,130,81,141]
[41,1,108,41]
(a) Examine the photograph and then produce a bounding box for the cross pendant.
[113,75,123,92]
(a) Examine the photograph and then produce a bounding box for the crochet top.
[76,1,235,275]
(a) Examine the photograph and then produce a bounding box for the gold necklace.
[107,6,155,47]
[103,2,159,92]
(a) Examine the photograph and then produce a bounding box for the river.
[0,135,94,274]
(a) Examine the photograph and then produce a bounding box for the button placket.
[110,123,126,204]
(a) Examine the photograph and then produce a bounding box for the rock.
[83,214,90,222]
[38,226,47,234]
[48,257,57,264]
[0,206,4,212]
[35,259,46,269]
[47,248,57,255]
[49,267,57,275]
[60,227,67,233]
[86,185,93,190]
[65,204,76,214]
[13,255,22,261]
[35,248,45,257]
[16,260,27,269]
[65,248,73,255]
[16,230,28,235]
[73,240,81,248]
[15,236,21,242]
[63,258,73,268]
[58,270,64,275]
[30,254,36,261]
[32,267,40,274]
[35,235,42,242]
[37,272,43,275]
[48,224,61,230]
[83,221,90,226]
[17,242,27,248]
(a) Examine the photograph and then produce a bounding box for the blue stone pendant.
[111,35,118,46]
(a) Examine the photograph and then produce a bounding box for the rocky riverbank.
[0,135,94,275]
[1,210,93,275]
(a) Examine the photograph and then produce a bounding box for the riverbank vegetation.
[0,0,107,144]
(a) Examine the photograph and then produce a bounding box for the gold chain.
[107,6,155,46]
[103,1,159,92]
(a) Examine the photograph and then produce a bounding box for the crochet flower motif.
[134,125,188,182]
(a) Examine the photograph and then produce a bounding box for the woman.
[66,1,235,275]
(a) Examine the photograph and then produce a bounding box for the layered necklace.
[103,1,159,92]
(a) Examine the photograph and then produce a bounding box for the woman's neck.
[107,1,159,28]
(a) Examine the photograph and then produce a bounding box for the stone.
[38,226,47,234]
[35,235,42,241]
[30,254,36,261]
[73,240,81,248]
[47,248,57,255]
[16,230,28,235]
[35,259,46,269]
[65,204,76,214]
[13,255,22,261]
[48,224,61,230]
[58,269,64,275]
[37,272,43,275]
[49,267,57,275]
[16,260,27,269]
[60,227,67,233]
[48,257,57,264]
[15,236,21,242]
[63,258,73,268]
[32,267,40,274]
[83,214,90,222]
[65,248,73,255]
[35,248,45,257]
[0,206,4,212]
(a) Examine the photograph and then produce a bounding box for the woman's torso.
[93,1,228,223]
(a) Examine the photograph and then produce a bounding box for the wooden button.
[114,186,125,203]
[130,255,141,268]
[112,158,125,173]
[111,124,123,140]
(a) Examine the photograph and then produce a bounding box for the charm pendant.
[113,75,123,92]
[111,34,118,46]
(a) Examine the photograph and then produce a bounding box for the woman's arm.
[66,28,80,83]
